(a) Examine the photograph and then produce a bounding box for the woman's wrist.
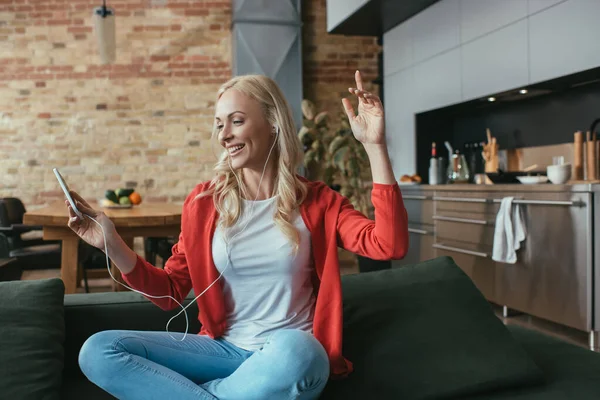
[105,233,138,274]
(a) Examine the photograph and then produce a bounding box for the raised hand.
[341,70,385,146]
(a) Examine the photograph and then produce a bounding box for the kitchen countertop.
[398,183,600,193]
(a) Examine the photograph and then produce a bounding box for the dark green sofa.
[4,256,600,399]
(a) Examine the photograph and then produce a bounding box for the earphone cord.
[87,128,279,342]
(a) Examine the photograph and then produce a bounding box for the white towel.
[492,197,527,264]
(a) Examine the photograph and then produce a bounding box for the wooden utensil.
[574,131,583,180]
[587,131,596,180]
[483,128,499,173]
[523,164,538,172]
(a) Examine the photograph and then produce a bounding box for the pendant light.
[93,0,116,64]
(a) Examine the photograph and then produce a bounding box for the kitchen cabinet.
[431,190,505,302]
[384,67,416,177]
[461,20,528,101]
[399,184,596,342]
[383,18,413,77]
[528,0,566,15]
[394,188,435,268]
[414,47,462,113]
[326,0,370,32]
[529,0,600,84]
[460,0,528,44]
[411,0,460,64]
[494,191,593,332]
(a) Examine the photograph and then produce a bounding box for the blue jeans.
[78,328,330,400]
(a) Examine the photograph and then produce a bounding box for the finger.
[349,88,367,105]
[365,92,382,104]
[362,93,374,105]
[75,200,97,217]
[341,98,356,120]
[67,206,81,228]
[349,88,366,97]
[355,70,364,91]
[69,191,92,209]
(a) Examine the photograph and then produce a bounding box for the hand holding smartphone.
[53,168,84,219]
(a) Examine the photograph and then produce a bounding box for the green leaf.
[332,147,349,173]
[349,156,360,179]
[304,149,316,166]
[328,136,347,156]
[302,99,315,120]
[323,164,336,186]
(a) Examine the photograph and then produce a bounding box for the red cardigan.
[122,177,408,378]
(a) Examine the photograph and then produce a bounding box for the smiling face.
[215,89,275,171]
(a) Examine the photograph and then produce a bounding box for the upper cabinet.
[384,68,416,176]
[529,0,600,84]
[326,0,370,32]
[461,20,528,101]
[414,47,462,113]
[528,0,566,15]
[460,0,528,43]
[412,0,461,64]
[383,18,413,77]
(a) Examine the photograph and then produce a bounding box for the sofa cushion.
[61,376,114,400]
[322,256,544,399]
[0,278,65,400]
[464,325,600,399]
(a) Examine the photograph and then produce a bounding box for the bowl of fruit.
[100,188,142,209]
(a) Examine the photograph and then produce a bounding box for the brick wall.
[302,0,381,118]
[0,0,380,209]
[0,0,231,207]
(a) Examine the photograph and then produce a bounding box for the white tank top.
[211,196,315,351]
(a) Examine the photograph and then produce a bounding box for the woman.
[68,70,408,400]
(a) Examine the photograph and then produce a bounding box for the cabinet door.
[385,67,416,177]
[394,190,435,267]
[412,0,460,64]
[529,0,600,84]
[414,48,462,113]
[326,0,370,32]
[384,18,413,77]
[433,244,496,302]
[461,20,528,101]
[528,0,566,15]
[460,0,528,43]
[494,192,592,332]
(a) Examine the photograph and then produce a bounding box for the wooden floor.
[492,304,590,350]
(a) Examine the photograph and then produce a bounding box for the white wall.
[326,0,370,32]
[383,0,600,178]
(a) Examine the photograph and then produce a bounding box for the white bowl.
[517,176,548,184]
[546,163,572,184]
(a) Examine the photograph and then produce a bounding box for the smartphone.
[53,168,84,219]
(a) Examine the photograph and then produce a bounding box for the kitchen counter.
[397,181,600,348]
[399,183,599,193]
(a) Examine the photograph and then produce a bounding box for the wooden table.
[23,202,182,294]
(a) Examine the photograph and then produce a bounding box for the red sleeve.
[336,182,409,260]
[121,232,193,311]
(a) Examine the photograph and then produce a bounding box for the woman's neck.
[241,166,277,200]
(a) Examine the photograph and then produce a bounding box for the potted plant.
[299,99,391,273]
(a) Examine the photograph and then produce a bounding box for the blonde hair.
[198,75,307,253]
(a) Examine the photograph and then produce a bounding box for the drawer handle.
[433,215,489,225]
[408,228,431,235]
[403,195,431,200]
[433,243,489,258]
[433,196,488,203]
